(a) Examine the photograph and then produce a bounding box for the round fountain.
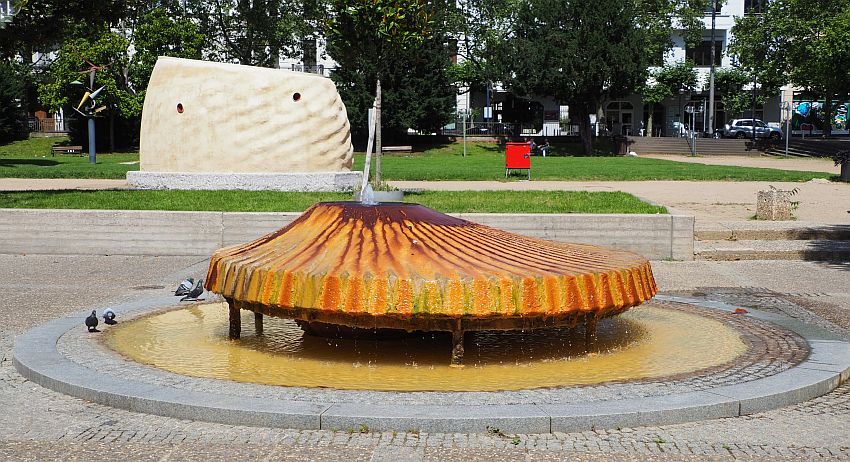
[204,201,657,366]
[15,199,845,431]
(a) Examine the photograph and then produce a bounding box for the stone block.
[756,189,791,220]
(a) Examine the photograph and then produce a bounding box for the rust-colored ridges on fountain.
[205,202,656,323]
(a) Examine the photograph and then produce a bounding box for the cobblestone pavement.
[2,255,850,461]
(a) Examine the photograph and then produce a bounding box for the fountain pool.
[106,301,745,392]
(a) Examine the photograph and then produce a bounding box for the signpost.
[781,101,792,158]
[684,103,704,156]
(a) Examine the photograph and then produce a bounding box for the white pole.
[462,110,467,158]
[360,103,377,197]
[784,102,791,158]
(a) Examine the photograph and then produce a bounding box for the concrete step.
[695,222,850,241]
[630,138,762,156]
[695,239,850,261]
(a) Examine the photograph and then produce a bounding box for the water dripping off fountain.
[204,201,657,367]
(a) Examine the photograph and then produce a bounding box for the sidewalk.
[641,153,840,174]
[390,180,850,224]
[0,178,130,191]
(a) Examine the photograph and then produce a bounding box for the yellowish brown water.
[105,303,746,392]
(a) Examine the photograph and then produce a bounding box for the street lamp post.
[751,72,757,145]
[708,0,717,137]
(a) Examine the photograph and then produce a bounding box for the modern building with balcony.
[454,0,843,139]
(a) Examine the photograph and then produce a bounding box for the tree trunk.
[109,113,115,153]
[374,78,382,187]
[572,102,594,155]
[647,111,654,138]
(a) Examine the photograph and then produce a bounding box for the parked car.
[723,119,782,140]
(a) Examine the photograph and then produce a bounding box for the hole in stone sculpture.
[293,93,301,102]
[176,103,184,113]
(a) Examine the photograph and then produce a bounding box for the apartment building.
[456,0,824,138]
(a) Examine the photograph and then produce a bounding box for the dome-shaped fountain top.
[205,202,656,324]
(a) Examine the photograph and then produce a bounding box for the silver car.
[723,119,782,139]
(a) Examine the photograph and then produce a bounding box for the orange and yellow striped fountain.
[205,202,657,365]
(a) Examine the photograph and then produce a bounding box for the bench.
[51,145,84,156]
[381,145,413,153]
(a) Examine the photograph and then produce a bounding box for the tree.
[0,61,29,143]
[37,30,136,150]
[332,31,455,141]
[634,0,714,68]
[131,7,204,101]
[730,0,850,136]
[448,0,513,93]
[641,61,698,137]
[326,0,434,184]
[0,0,126,62]
[714,67,761,118]
[184,0,303,67]
[493,0,648,155]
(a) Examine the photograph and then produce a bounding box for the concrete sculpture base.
[127,171,362,192]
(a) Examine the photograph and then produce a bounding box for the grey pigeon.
[85,310,99,332]
[174,277,194,296]
[180,279,205,301]
[103,308,117,325]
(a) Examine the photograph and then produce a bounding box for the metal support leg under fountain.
[228,298,240,340]
[451,324,465,367]
[254,312,264,335]
[585,316,597,351]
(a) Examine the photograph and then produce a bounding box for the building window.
[744,0,765,14]
[686,41,722,67]
[704,2,721,14]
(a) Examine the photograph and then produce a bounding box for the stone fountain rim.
[12,293,850,434]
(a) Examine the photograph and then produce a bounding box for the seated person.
[539,139,550,157]
[527,138,537,154]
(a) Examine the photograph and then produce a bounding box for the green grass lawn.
[0,190,667,214]
[0,137,835,182]
[355,143,834,182]
[0,137,139,179]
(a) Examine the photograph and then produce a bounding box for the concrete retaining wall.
[0,209,694,260]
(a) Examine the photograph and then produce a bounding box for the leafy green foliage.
[0,61,29,143]
[31,3,203,149]
[326,0,439,184]
[634,0,715,65]
[326,0,433,69]
[131,7,204,100]
[646,61,699,105]
[332,29,455,139]
[714,67,761,118]
[640,61,697,136]
[729,0,850,133]
[37,30,137,118]
[0,0,126,60]
[493,0,648,155]
[184,0,302,66]
[449,0,512,87]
